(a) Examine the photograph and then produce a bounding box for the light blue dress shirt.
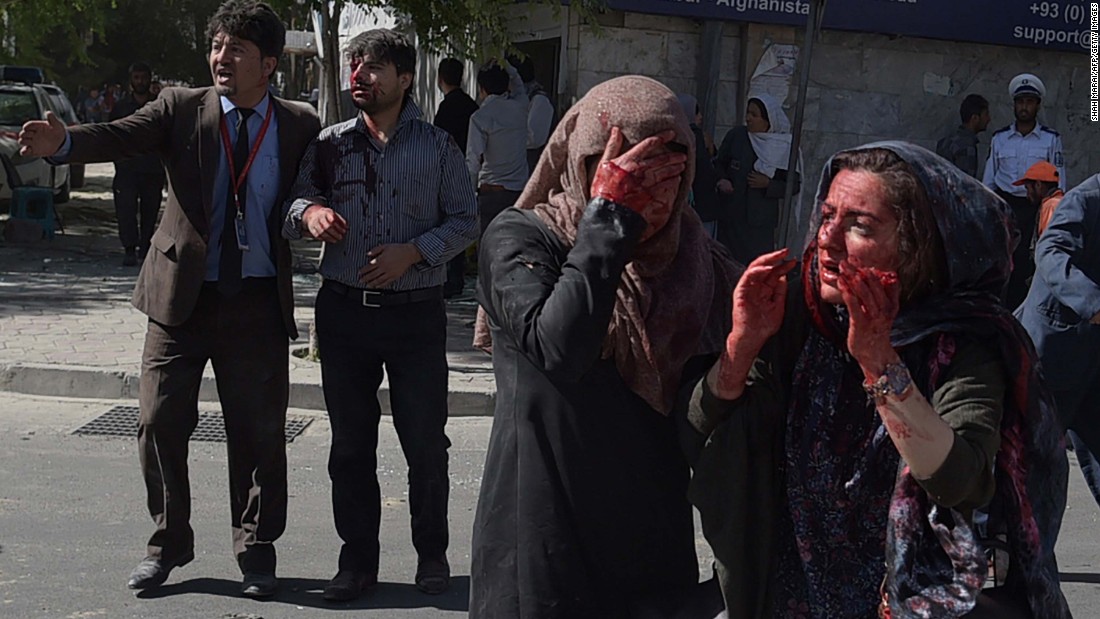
[206,94,281,281]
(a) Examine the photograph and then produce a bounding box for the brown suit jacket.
[67,87,321,339]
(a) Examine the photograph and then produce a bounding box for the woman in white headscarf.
[715,94,803,265]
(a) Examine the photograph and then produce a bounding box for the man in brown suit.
[18,0,320,598]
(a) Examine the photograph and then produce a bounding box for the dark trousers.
[526,147,543,175]
[478,189,522,237]
[137,279,288,574]
[1068,430,1100,509]
[1051,383,1100,511]
[315,283,451,574]
[113,173,164,252]
[444,252,466,297]
[998,190,1038,309]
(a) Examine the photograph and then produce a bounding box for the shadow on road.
[1059,571,1100,584]
[135,575,471,611]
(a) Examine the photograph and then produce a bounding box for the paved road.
[0,392,1098,618]
[0,393,486,619]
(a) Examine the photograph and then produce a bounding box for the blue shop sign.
[605,0,1093,53]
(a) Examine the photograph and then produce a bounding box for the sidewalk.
[0,163,496,414]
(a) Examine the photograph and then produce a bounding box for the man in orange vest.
[1013,160,1064,250]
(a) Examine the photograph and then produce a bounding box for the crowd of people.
[75,79,164,124]
[15,0,1100,617]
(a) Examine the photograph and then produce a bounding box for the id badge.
[234,216,250,251]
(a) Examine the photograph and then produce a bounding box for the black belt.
[202,277,276,292]
[323,280,442,308]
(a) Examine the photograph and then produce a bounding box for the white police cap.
[1009,73,1045,100]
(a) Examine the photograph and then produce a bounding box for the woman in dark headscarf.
[689,142,1070,618]
[469,76,740,618]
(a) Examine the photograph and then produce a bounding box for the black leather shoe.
[126,551,194,589]
[323,570,377,602]
[241,572,278,598]
[415,555,450,595]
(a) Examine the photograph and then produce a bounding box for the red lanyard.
[219,102,274,217]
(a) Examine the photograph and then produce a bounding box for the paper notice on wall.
[748,44,800,104]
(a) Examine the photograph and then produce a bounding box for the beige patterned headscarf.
[475,75,740,414]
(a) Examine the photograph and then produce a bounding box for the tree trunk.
[319,0,343,126]
[308,319,320,362]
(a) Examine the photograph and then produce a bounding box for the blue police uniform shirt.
[982,122,1065,197]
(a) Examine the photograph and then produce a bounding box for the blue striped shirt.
[282,100,479,290]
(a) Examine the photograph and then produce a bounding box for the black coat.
[689,124,720,222]
[714,126,800,265]
[470,202,712,618]
[433,88,478,152]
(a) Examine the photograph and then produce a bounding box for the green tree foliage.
[1,0,312,98]
[268,0,604,60]
[0,0,116,70]
[3,0,601,114]
[265,0,604,123]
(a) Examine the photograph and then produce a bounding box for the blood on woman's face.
[816,169,901,304]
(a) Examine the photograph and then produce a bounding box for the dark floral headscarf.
[803,141,1070,618]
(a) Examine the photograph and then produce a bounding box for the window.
[0,91,40,127]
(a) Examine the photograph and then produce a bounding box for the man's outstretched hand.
[18,111,67,157]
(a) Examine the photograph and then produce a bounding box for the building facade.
[502,3,1095,244]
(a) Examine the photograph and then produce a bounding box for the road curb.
[0,362,496,416]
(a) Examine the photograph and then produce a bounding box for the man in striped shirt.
[282,28,477,602]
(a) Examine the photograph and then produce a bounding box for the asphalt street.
[0,392,1097,618]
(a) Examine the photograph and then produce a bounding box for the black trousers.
[998,190,1037,309]
[315,283,451,574]
[138,279,288,574]
[444,252,466,297]
[113,172,164,252]
[478,189,522,237]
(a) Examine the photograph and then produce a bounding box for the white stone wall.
[742,24,1096,232]
[505,9,1096,245]
[564,11,743,133]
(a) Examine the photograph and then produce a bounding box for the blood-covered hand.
[837,261,901,380]
[709,248,796,400]
[728,248,796,353]
[590,127,687,235]
[302,204,348,243]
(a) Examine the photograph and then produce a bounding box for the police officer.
[982,73,1066,308]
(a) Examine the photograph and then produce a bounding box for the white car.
[0,80,71,203]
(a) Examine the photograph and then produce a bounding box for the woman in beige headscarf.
[469,76,740,618]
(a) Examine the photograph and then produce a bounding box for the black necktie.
[218,107,253,297]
